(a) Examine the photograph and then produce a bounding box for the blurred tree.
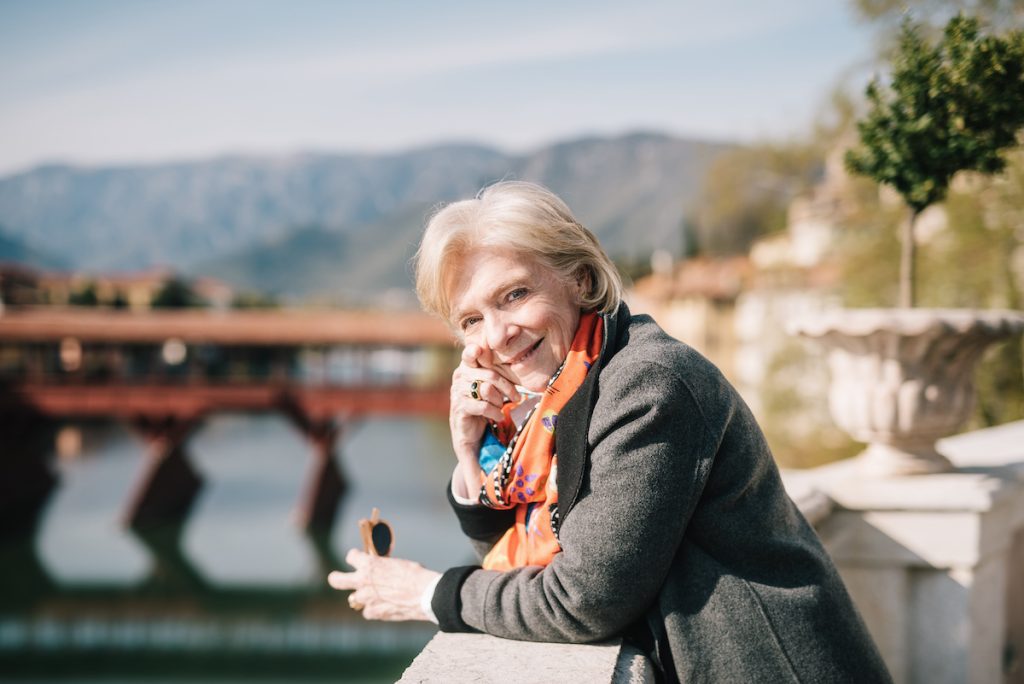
[851,0,1023,33]
[680,215,701,259]
[69,281,98,306]
[231,291,279,309]
[693,143,822,255]
[845,14,1024,306]
[838,146,1024,429]
[943,154,1024,426]
[152,278,204,308]
[613,255,653,286]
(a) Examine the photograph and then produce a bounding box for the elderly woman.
[329,181,890,682]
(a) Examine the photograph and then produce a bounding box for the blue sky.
[0,0,878,174]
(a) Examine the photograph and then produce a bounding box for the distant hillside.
[0,225,66,268]
[0,144,506,272]
[513,132,725,256]
[0,132,734,301]
[198,203,430,305]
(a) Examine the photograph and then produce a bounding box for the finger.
[478,379,513,407]
[462,344,482,367]
[489,363,520,389]
[457,395,504,424]
[362,604,391,621]
[345,548,371,569]
[458,367,519,403]
[472,346,495,369]
[328,570,357,591]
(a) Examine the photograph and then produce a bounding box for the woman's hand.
[327,549,441,622]
[449,344,519,496]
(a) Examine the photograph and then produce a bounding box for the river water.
[2,414,474,683]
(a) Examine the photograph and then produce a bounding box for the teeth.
[503,339,542,366]
[514,340,540,364]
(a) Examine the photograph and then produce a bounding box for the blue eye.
[508,288,528,301]
[461,316,481,331]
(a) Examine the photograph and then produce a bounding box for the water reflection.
[2,414,473,682]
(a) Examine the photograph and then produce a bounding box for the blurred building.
[0,262,40,308]
[0,264,234,310]
[629,142,854,462]
[629,255,751,382]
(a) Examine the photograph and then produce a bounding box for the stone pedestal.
[790,421,1024,683]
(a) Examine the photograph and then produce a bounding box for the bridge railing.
[0,340,457,388]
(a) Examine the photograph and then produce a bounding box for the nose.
[483,312,518,352]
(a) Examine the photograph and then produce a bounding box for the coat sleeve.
[432,359,723,642]
[446,480,516,562]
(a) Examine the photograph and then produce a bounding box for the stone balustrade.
[806,420,1024,684]
[398,633,654,684]
[399,420,1024,684]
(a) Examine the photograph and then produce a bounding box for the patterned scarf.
[477,311,603,571]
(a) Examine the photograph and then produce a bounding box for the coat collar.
[555,301,629,516]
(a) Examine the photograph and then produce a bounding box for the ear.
[574,266,592,302]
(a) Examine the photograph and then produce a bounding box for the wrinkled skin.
[327,549,440,621]
[329,247,584,621]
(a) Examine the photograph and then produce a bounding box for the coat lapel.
[555,303,627,516]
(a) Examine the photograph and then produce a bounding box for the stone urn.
[790,309,1024,476]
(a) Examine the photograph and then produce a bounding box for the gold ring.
[470,380,482,401]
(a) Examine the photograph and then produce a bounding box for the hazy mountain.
[0,132,733,301]
[0,225,67,268]
[199,203,430,306]
[0,144,507,272]
[513,132,725,257]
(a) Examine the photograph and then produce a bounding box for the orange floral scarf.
[477,311,603,571]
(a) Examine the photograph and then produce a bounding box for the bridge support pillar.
[279,396,348,532]
[125,416,203,529]
[295,419,346,532]
[0,411,58,538]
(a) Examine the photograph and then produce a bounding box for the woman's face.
[448,247,583,393]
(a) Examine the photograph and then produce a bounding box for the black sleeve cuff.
[447,478,517,542]
[431,565,480,633]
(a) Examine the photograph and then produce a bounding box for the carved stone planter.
[791,309,1024,476]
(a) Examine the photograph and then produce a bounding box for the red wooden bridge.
[0,306,458,535]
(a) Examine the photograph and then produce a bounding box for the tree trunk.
[901,208,918,308]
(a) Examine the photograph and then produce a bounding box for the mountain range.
[0,132,733,304]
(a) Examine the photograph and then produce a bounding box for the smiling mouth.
[509,338,543,365]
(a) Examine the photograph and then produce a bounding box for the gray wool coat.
[432,303,892,683]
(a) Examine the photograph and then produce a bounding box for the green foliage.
[760,340,862,468]
[851,0,1024,34]
[69,282,99,306]
[613,255,654,287]
[845,13,1024,306]
[846,15,1024,214]
[837,151,1024,427]
[694,143,822,255]
[151,278,205,308]
[231,290,280,309]
[836,183,905,307]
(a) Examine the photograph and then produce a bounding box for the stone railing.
[398,633,654,683]
[802,420,1024,684]
[399,420,1024,684]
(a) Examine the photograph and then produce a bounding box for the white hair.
[414,181,623,323]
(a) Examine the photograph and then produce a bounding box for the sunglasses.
[358,507,394,557]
